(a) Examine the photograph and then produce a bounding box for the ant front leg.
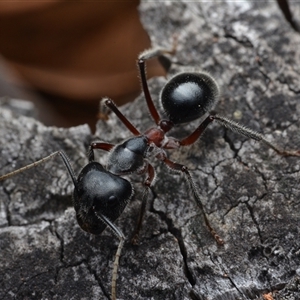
[131,163,156,245]
[88,142,114,162]
[161,156,224,245]
[93,212,125,300]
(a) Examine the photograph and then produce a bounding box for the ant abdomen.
[74,162,133,235]
[160,72,219,124]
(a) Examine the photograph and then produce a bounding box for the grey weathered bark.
[1,1,300,300]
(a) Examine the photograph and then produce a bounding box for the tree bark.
[0,1,300,299]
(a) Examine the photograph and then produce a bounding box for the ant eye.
[160,72,219,124]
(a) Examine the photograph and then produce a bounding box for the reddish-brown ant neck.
[158,119,174,133]
[144,119,174,147]
[144,127,165,147]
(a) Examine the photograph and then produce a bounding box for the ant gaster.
[1,46,300,300]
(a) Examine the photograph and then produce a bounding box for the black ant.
[0,45,300,300]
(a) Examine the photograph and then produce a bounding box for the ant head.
[160,71,219,124]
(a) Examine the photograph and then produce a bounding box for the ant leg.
[102,97,141,136]
[94,212,125,300]
[97,98,110,121]
[213,115,300,157]
[131,164,155,245]
[162,116,214,150]
[138,45,177,125]
[161,156,224,245]
[0,150,78,190]
[175,114,300,157]
[88,142,114,162]
[178,116,215,146]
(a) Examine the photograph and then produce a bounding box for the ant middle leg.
[162,156,224,245]
[100,97,141,136]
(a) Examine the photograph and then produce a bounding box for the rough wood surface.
[0,1,300,300]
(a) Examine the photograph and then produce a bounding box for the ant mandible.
[1,45,300,300]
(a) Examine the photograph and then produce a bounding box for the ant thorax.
[145,141,167,161]
[106,136,148,175]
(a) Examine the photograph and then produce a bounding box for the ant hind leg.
[214,115,300,157]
